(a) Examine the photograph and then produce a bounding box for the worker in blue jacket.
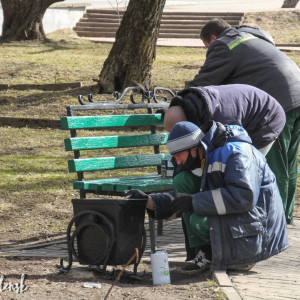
[128,121,288,272]
[163,84,286,261]
[186,18,300,225]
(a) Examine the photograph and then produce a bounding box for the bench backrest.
[61,113,171,178]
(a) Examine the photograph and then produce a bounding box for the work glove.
[171,194,193,214]
[124,189,148,200]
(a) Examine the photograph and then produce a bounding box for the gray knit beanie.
[167,121,205,155]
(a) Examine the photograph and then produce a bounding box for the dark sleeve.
[148,191,176,220]
[187,42,235,87]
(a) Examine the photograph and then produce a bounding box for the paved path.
[148,219,300,300]
[0,217,299,299]
[86,36,300,51]
[0,219,186,262]
[226,217,300,300]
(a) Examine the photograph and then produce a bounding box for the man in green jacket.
[187,18,300,224]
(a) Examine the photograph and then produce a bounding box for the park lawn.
[0,9,300,243]
[0,36,205,118]
[0,125,169,244]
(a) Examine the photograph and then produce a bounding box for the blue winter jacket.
[150,122,288,270]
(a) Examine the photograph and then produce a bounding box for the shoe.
[229,263,256,272]
[181,250,211,274]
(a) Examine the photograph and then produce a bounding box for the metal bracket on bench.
[78,81,177,105]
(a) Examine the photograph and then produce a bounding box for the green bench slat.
[62,111,174,196]
[68,153,172,172]
[64,133,168,151]
[61,114,164,130]
[73,174,160,190]
[101,178,172,192]
[73,175,173,193]
[114,180,173,193]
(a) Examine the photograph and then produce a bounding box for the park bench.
[59,85,175,273]
[60,111,173,196]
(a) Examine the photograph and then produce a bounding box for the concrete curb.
[213,271,242,300]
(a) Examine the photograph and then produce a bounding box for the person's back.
[188,20,300,113]
[186,18,300,225]
[168,84,285,152]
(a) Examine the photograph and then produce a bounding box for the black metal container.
[71,198,147,267]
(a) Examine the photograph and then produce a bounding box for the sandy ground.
[0,258,221,300]
[0,1,299,299]
[165,0,299,13]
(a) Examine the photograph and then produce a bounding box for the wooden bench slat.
[114,181,173,193]
[73,174,161,189]
[101,178,173,192]
[73,175,173,193]
[68,153,172,172]
[61,114,164,130]
[64,133,168,151]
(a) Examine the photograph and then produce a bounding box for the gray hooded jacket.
[188,26,300,112]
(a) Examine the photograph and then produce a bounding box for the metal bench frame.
[60,85,176,272]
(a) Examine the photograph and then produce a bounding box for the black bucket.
[70,198,147,266]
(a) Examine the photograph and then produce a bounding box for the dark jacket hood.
[201,121,252,153]
[170,88,211,128]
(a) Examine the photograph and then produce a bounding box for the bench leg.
[149,217,156,253]
[157,220,163,236]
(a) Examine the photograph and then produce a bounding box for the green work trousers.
[266,107,300,224]
[173,170,210,248]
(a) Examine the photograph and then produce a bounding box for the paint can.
[150,250,171,285]
[161,159,174,179]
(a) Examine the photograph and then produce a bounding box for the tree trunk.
[281,0,299,8]
[98,0,166,93]
[0,0,64,42]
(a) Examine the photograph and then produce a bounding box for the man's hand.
[124,189,148,199]
[171,194,193,213]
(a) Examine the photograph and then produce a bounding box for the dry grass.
[0,10,299,244]
[0,10,298,300]
[243,10,300,44]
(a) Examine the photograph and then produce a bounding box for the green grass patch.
[0,12,300,242]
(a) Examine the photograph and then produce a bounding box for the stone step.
[76,31,116,38]
[75,25,204,35]
[85,9,244,17]
[83,13,243,22]
[76,21,120,27]
[75,30,203,39]
[75,21,241,30]
[76,18,240,28]
[78,18,241,26]
[75,23,119,29]
[74,9,244,40]
[161,18,241,23]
